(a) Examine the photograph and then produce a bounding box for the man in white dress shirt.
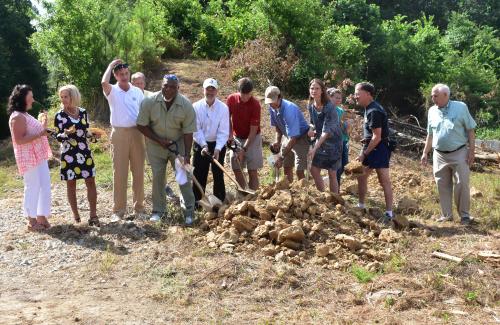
[192,78,230,203]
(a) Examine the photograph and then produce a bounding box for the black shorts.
[363,142,391,169]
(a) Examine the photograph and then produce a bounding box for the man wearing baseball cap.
[266,86,310,182]
[136,74,197,225]
[191,78,230,203]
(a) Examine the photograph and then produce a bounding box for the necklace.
[65,107,79,119]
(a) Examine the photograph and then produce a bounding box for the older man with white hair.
[131,72,153,97]
[421,83,477,225]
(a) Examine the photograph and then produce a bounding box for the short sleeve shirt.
[363,101,389,141]
[105,83,144,127]
[269,99,309,138]
[427,100,476,151]
[336,106,349,142]
[137,91,197,152]
[226,93,261,138]
[308,101,342,160]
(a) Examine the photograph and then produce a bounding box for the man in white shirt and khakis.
[192,78,230,203]
[101,59,145,221]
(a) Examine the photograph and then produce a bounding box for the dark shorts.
[363,142,391,169]
[312,150,342,170]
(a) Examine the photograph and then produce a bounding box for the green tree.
[0,0,47,139]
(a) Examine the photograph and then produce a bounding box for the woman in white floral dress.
[54,85,100,226]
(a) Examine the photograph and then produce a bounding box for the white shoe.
[185,215,193,227]
[110,214,122,223]
[149,213,161,222]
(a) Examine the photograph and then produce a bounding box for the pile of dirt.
[200,178,412,269]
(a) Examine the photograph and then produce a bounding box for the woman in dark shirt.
[307,79,343,193]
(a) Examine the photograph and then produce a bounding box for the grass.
[350,264,377,283]
[476,126,500,140]
[384,253,406,273]
[99,244,119,273]
[465,290,479,304]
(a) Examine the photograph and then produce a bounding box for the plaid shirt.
[10,111,52,175]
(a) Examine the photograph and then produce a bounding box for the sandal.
[88,216,100,227]
[27,223,45,232]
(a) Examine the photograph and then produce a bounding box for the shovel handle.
[191,174,208,200]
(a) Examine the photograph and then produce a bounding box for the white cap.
[203,78,218,89]
[265,86,280,104]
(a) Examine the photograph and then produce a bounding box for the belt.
[435,144,466,154]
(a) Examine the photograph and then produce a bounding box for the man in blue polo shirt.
[421,83,476,225]
[266,86,310,182]
[354,82,394,223]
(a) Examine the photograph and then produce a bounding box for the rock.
[470,187,483,198]
[269,229,279,242]
[262,245,277,256]
[316,244,330,257]
[216,229,239,244]
[199,221,210,231]
[393,214,409,229]
[277,226,305,243]
[234,201,249,214]
[335,234,362,251]
[368,208,384,220]
[325,192,345,205]
[345,184,358,195]
[366,261,383,272]
[232,216,258,233]
[253,225,269,238]
[344,161,364,176]
[267,190,293,212]
[281,239,301,250]
[366,289,403,304]
[274,178,290,190]
[397,196,419,213]
[275,251,287,262]
[205,212,217,220]
[220,243,235,253]
[4,245,14,252]
[257,238,270,247]
[276,209,285,219]
[379,228,401,243]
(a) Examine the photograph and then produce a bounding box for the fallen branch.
[432,251,463,263]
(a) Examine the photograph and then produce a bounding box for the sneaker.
[380,212,393,225]
[460,217,472,226]
[149,213,161,222]
[184,214,194,227]
[110,213,122,223]
[436,215,453,222]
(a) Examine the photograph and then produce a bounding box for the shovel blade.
[197,198,214,212]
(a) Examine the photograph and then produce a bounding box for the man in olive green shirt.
[137,74,197,225]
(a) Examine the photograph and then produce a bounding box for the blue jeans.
[337,140,349,185]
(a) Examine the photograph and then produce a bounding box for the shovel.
[201,150,255,195]
[269,144,281,182]
[167,142,222,212]
[226,141,250,190]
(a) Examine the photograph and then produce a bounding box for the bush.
[228,37,298,91]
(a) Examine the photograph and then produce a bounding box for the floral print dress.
[54,108,96,180]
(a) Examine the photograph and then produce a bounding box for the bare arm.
[183,133,193,164]
[101,59,122,96]
[467,129,475,166]
[10,115,47,145]
[243,125,258,151]
[420,134,433,166]
[356,128,382,162]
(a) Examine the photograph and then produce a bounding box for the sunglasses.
[113,63,129,72]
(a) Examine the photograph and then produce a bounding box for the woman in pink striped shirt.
[8,85,52,231]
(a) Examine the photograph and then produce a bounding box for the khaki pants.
[110,127,145,215]
[146,141,195,216]
[281,134,309,171]
[433,146,471,219]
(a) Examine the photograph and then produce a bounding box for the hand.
[109,58,122,67]
[39,129,50,138]
[213,149,220,161]
[158,138,171,148]
[274,155,283,168]
[271,142,281,153]
[184,156,191,166]
[237,149,245,163]
[420,153,428,166]
[356,152,365,162]
[467,150,475,166]
[38,112,48,128]
[201,146,210,157]
[307,130,315,138]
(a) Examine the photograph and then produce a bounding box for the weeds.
[99,244,118,273]
[384,254,406,273]
[351,264,377,283]
[465,290,479,304]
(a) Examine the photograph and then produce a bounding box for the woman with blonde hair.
[54,85,100,226]
[8,84,52,231]
[307,79,343,193]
